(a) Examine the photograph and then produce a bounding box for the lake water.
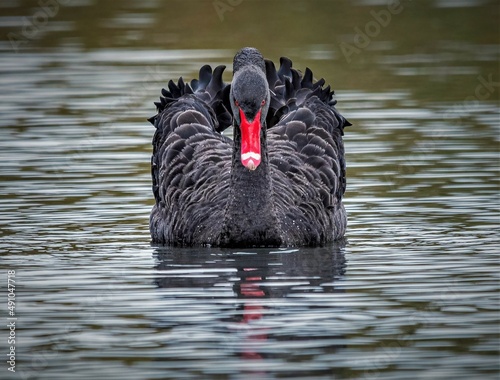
[0,0,499,379]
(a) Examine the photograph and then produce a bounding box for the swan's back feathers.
[148,64,232,133]
[264,58,351,132]
[265,58,349,200]
[149,68,233,245]
[263,59,350,245]
[267,105,347,245]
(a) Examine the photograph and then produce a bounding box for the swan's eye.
[261,100,266,106]
[234,100,239,107]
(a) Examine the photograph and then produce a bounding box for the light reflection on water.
[0,0,499,379]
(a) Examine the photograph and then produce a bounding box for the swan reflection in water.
[153,242,347,378]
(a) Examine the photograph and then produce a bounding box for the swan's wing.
[268,106,347,245]
[265,58,350,245]
[265,57,350,131]
[148,67,233,245]
[148,64,233,133]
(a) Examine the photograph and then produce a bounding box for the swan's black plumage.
[148,47,350,247]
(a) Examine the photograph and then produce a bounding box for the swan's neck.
[219,126,282,247]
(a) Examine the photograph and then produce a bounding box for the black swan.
[148,47,350,247]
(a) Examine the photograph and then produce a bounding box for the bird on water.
[148,47,350,247]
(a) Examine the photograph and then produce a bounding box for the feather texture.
[148,48,350,247]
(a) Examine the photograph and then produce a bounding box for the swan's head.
[231,48,270,171]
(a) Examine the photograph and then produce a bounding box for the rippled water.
[0,0,499,379]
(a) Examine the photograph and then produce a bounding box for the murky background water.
[0,0,499,379]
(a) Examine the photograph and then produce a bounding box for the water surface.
[0,0,499,379]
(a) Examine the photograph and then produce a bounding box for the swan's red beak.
[239,108,261,170]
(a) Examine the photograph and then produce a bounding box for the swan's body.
[148,48,350,247]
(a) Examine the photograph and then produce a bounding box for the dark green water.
[0,0,499,379]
